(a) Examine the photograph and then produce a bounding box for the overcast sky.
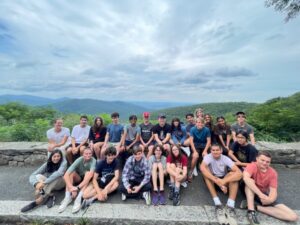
[0,0,299,103]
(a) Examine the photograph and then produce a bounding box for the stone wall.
[0,141,300,166]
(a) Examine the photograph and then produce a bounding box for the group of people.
[20,109,298,225]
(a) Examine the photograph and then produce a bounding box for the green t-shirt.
[67,156,96,177]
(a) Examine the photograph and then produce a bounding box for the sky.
[0,0,299,103]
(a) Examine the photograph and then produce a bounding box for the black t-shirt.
[89,127,107,143]
[152,123,172,141]
[231,142,258,163]
[140,123,154,142]
[214,124,231,144]
[95,158,119,179]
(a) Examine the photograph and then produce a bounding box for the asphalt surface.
[0,164,299,209]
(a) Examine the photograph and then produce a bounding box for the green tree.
[265,0,300,22]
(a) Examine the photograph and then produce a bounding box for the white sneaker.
[72,196,82,214]
[121,193,126,201]
[181,181,188,188]
[58,196,72,213]
[142,191,151,205]
[193,167,198,176]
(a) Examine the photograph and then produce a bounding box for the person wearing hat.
[152,113,172,154]
[231,112,255,145]
[139,112,155,159]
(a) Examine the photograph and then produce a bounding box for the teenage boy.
[47,118,70,155]
[124,115,141,152]
[185,113,195,136]
[82,146,119,207]
[243,151,298,224]
[231,111,255,145]
[139,112,154,159]
[120,147,151,205]
[213,116,232,155]
[200,144,242,225]
[189,118,211,181]
[228,131,258,169]
[102,112,125,158]
[58,148,96,213]
[152,113,171,154]
[66,115,90,164]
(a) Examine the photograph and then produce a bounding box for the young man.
[189,118,211,181]
[120,146,151,205]
[82,146,119,207]
[185,113,195,137]
[213,116,232,155]
[228,131,258,169]
[102,112,125,159]
[200,144,242,225]
[152,113,171,154]
[66,115,90,164]
[139,112,154,159]
[58,148,96,213]
[231,111,255,145]
[124,115,141,152]
[46,118,70,156]
[243,151,298,224]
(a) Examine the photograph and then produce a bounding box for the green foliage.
[265,0,300,22]
[76,217,92,225]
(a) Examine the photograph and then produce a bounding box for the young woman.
[21,149,67,212]
[167,144,188,206]
[148,145,167,205]
[89,117,107,159]
[170,118,189,146]
[204,113,215,143]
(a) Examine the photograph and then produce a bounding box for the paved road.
[1,164,299,209]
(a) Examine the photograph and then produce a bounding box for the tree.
[265,0,300,22]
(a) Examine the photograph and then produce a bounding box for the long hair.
[170,144,182,163]
[92,117,103,133]
[171,117,181,132]
[46,149,63,173]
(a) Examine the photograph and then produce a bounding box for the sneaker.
[58,196,72,213]
[46,195,55,208]
[225,206,237,225]
[168,186,174,200]
[21,201,37,213]
[247,210,260,225]
[181,181,188,188]
[121,193,127,201]
[193,167,198,176]
[72,196,82,214]
[81,197,95,210]
[173,192,181,206]
[152,191,159,206]
[215,205,227,225]
[240,199,247,209]
[159,191,166,205]
[143,191,151,205]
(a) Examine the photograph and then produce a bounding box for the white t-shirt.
[203,153,234,178]
[71,125,90,144]
[47,127,70,144]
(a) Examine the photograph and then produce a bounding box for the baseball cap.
[158,113,166,119]
[143,112,150,118]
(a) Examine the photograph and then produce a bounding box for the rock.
[0,157,8,165]
[13,155,24,162]
[17,162,25,167]
[24,155,47,166]
[8,161,17,167]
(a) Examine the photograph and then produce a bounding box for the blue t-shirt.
[190,126,211,147]
[95,159,119,179]
[107,124,124,142]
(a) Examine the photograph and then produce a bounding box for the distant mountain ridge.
[0,94,68,106]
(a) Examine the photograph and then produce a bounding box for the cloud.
[214,67,257,78]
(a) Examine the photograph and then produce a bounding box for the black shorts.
[254,194,280,206]
[97,175,115,189]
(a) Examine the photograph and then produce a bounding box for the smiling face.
[211,145,222,159]
[111,116,119,124]
[256,154,271,171]
[54,119,63,131]
[51,152,61,164]
[236,133,247,145]
[106,154,116,164]
[134,151,143,161]
[83,148,93,161]
[217,118,225,127]
[80,117,88,127]
[186,115,194,124]
[154,146,162,158]
[236,114,246,125]
[195,118,204,129]
[171,145,180,157]
[158,117,166,126]
[96,118,102,126]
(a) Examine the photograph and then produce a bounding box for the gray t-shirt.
[140,123,154,142]
[148,155,167,171]
[231,122,254,135]
[71,125,90,144]
[124,124,141,141]
[203,153,234,177]
[47,127,70,144]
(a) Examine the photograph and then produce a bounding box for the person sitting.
[200,144,242,225]
[124,114,141,157]
[139,112,155,159]
[213,116,232,155]
[148,144,167,205]
[66,115,90,164]
[89,117,107,160]
[21,149,67,212]
[167,144,188,206]
[46,118,70,156]
[185,113,195,137]
[243,151,298,224]
[58,148,96,213]
[231,111,255,145]
[170,117,189,147]
[152,113,172,154]
[81,146,119,208]
[120,146,151,205]
[228,131,258,169]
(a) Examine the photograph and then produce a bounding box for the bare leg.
[203,176,218,198]
[157,163,165,191]
[152,163,158,191]
[257,204,298,222]
[244,185,255,210]
[228,181,239,201]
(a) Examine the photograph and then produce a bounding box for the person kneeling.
[21,149,67,212]
[120,146,151,205]
[82,146,120,208]
[58,148,96,213]
[200,144,242,225]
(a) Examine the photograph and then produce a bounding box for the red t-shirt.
[245,162,278,193]
[167,154,188,169]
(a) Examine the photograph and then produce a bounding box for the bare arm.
[249,133,256,145]
[202,137,211,156]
